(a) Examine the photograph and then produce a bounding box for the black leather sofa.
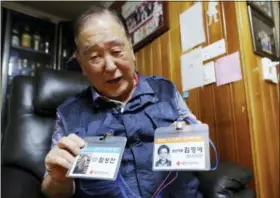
[1,68,255,198]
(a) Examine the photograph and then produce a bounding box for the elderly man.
[42,6,202,198]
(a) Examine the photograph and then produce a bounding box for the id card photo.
[153,136,207,171]
[69,153,92,175]
[154,144,172,168]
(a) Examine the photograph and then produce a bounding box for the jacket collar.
[90,73,154,104]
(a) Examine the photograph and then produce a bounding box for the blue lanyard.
[184,117,219,170]
[117,174,142,198]
[117,174,163,198]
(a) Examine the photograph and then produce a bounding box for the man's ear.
[75,51,87,76]
[132,49,136,62]
[126,38,135,60]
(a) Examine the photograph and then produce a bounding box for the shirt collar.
[131,74,154,99]
[91,73,154,104]
[91,87,124,106]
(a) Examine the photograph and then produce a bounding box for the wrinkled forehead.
[77,14,127,49]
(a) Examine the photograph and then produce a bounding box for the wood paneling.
[235,2,279,198]
[135,2,279,198]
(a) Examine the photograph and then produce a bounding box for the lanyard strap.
[183,116,219,171]
[117,174,128,198]
[117,174,165,198]
[117,174,142,198]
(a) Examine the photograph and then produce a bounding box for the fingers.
[45,148,72,169]
[45,134,86,171]
[57,136,82,155]
[56,149,75,165]
[68,133,85,148]
[172,121,188,130]
[54,156,72,169]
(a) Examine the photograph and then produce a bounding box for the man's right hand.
[45,134,85,182]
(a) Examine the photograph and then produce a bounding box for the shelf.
[11,45,52,56]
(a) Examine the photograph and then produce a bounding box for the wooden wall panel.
[135,2,279,198]
[235,2,279,198]
[151,39,162,76]
[221,4,255,190]
[159,32,171,80]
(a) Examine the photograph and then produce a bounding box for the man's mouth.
[107,77,122,84]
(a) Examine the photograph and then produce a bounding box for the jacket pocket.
[144,101,179,128]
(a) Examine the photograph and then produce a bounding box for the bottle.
[36,62,41,68]
[62,39,68,58]
[8,56,16,76]
[44,36,50,54]
[22,58,28,68]
[21,26,31,48]
[11,25,20,46]
[17,58,22,75]
[31,62,35,70]
[63,48,68,58]
[33,32,41,51]
[17,58,22,71]
[30,61,35,76]
[21,58,29,75]
[8,51,19,76]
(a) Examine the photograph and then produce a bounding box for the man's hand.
[45,134,85,182]
[172,121,188,129]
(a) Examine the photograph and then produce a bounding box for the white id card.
[66,136,127,180]
[153,124,210,171]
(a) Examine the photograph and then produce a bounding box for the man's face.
[77,156,88,169]
[159,148,168,160]
[76,13,136,100]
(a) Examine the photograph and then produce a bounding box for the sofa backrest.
[2,68,88,180]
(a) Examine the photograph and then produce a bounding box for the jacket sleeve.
[174,90,201,123]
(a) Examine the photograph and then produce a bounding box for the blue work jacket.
[56,75,202,198]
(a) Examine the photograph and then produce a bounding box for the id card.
[67,136,127,180]
[153,124,210,171]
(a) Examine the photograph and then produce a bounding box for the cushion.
[34,68,89,116]
[196,162,253,198]
[1,76,55,178]
[1,166,46,198]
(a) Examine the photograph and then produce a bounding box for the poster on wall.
[248,5,279,60]
[121,1,169,52]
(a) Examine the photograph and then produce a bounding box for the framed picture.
[121,1,169,52]
[248,5,279,60]
[247,1,274,20]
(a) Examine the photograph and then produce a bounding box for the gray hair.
[74,5,129,47]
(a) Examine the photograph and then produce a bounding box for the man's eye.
[89,55,101,64]
[90,55,98,60]
[112,50,122,56]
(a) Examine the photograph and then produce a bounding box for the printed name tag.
[153,124,210,171]
[67,136,126,180]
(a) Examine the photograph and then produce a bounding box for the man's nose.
[104,54,117,72]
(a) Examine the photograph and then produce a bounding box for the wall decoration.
[121,1,169,52]
[207,1,219,26]
[248,5,279,60]
[248,1,274,20]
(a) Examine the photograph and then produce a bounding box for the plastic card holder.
[67,136,127,181]
[153,124,210,171]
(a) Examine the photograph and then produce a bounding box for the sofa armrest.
[195,162,253,198]
[1,166,46,198]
